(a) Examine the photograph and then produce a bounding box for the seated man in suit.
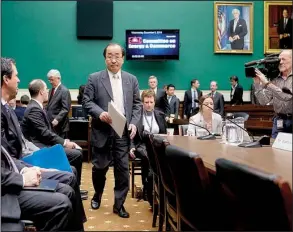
[129,89,167,205]
[148,75,170,116]
[208,81,225,116]
[230,75,243,105]
[21,79,84,186]
[184,79,203,119]
[166,84,180,119]
[1,57,86,228]
[1,139,85,231]
[46,69,71,138]
[14,94,30,122]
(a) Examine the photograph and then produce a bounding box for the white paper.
[108,101,127,138]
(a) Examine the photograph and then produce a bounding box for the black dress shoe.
[81,195,88,200]
[91,199,101,209]
[113,206,130,218]
[80,190,88,195]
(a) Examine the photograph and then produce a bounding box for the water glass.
[226,118,245,144]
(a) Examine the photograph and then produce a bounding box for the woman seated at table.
[130,89,167,203]
[187,95,222,136]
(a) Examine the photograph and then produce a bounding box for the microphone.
[188,122,216,140]
[244,58,280,67]
[282,87,293,95]
[194,99,263,148]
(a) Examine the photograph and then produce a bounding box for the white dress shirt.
[233,19,238,32]
[108,69,125,115]
[143,111,160,134]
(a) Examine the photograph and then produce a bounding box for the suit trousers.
[64,148,83,185]
[42,169,86,229]
[18,181,74,231]
[91,130,130,209]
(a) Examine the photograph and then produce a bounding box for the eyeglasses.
[106,56,123,61]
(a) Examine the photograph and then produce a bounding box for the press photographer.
[251,50,292,138]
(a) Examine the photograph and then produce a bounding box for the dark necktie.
[284,18,287,29]
[49,88,55,101]
[4,103,11,117]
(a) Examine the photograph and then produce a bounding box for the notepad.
[22,144,72,173]
[23,179,59,192]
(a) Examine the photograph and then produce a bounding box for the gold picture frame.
[214,1,254,54]
[264,1,292,54]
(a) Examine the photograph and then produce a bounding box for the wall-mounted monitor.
[125,29,180,61]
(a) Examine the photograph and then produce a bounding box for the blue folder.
[22,144,72,173]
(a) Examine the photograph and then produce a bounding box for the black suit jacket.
[183,89,203,118]
[1,103,24,159]
[14,106,26,122]
[168,95,180,119]
[230,84,244,105]
[227,18,248,49]
[1,141,26,223]
[82,70,142,148]
[208,92,225,116]
[21,100,65,147]
[46,84,71,134]
[277,17,292,49]
[155,88,170,115]
[131,109,167,150]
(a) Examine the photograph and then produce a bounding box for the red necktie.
[50,88,55,100]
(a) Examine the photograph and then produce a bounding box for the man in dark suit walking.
[82,43,142,218]
[46,69,71,138]
[227,8,248,50]
[148,75,170,116]
[230,75,243,105]
[184,79,202,119]
[208,81,225,116]
[166,84,180,119]
[277,8,292,49]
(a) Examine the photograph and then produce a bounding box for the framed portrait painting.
[264,1,292,54]
[214,1,254,54]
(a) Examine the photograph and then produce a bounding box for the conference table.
[163,135,292,188]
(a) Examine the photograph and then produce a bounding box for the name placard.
[272,132,292,152]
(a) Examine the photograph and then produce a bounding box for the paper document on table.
[108,101,126,138]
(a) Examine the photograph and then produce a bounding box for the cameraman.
[253,50,292,138]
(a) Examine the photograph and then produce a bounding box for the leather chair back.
[166,144,213,230]
[216,158,292,231]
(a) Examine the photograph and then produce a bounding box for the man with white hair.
[253,50,292,138]
[227,8,248,50]
[46,69,71,138]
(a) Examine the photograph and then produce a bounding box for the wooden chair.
[216,158,292,231]
[142,131,164,230]
[166,145,216,231]
[152,135,179,231]
[129,157,142,198]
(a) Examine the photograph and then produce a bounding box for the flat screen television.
[125,29,180,60]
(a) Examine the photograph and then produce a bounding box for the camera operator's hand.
[280,34,283,39]
[255,68,269,85]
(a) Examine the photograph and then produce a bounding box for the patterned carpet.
[80,162,156,231]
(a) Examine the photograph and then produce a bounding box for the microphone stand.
[195,99,263,148]
[188,122,216,140]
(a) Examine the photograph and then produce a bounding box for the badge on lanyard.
[277,119,283,129]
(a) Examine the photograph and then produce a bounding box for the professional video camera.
[244,53,280,80]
